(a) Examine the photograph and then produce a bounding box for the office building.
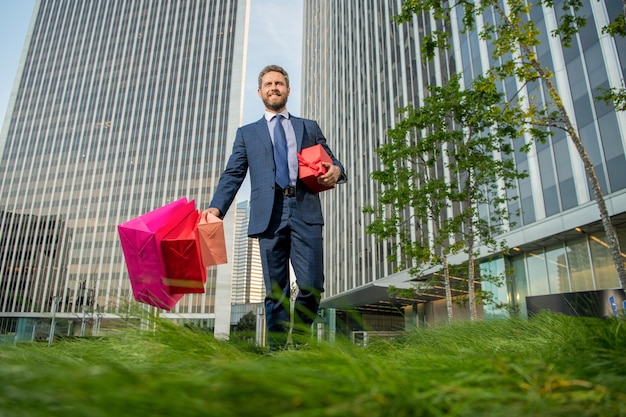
[231,200,264,305]
[0,0,249,342]
[302,0,626,334]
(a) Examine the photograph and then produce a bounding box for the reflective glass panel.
[510,255,528,317]
[566,238,594,291]
[588,231,621,289]
[526,250,550,296]
[545,243,570,293]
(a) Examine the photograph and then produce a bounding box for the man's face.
[258,71,290,112]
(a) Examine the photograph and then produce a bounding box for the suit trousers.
[258,191,324,348]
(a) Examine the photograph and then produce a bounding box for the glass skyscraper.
[231,200,263,305]
[302,0,626,329]
[0,0,249,341]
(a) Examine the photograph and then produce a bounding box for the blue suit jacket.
[209,115,346,237]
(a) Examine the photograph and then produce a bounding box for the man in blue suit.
[202,65,347,350]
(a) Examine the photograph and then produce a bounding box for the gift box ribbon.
[297,154,326,176]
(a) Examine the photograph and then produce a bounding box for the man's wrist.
[337,170,347,184]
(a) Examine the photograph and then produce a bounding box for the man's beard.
[262,95,288,112]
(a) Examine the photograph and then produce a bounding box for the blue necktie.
[273,114,290,188]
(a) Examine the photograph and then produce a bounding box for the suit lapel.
[254,117,273,154]
[290,115,304,151]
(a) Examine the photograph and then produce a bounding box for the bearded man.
[202,65,347,350]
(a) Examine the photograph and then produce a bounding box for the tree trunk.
[466,198,477,321]
[443,253,453,322]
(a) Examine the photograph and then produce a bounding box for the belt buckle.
[283,186,295,197]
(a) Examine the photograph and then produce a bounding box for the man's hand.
[318,162,341,187]
[200,208,221,224]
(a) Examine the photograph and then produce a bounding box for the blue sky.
[0,1,35,132]
[0,0,303,133]
[242,0,303,122]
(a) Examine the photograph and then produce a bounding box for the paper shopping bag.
[198,213,228,266]
[161,209,206,294]
[297,144,334,193]
[117,198,196,310]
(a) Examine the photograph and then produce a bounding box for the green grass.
[2,313,626,416]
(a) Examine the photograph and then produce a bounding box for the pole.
[48,296,61,347]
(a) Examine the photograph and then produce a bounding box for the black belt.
[277,185,296,197]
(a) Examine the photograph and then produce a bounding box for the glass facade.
[302,0,626,322]
[0,0,248,337]
[502,227,626,315]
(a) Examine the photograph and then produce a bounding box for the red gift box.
[297,144,335,193]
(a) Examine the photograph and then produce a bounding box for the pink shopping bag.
[198,212,228,267]
[117,198,196,310]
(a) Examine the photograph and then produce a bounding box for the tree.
[235,311,257,333]
[365,74,534,320]
[394,0,626,290]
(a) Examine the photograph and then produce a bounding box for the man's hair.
[258,65,290,89]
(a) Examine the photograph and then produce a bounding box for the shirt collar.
[264,110,289,121]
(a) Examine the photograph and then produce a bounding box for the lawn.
[2,312,626,416]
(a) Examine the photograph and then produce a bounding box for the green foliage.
[394,0,448,25]
[365,73,529,300]
[544,0,586,48]
[229,311,259,349]
[389,0,626,294]
[597,86,626,112]
[2,314,626,416]
[601,5,626,37]
[234,311,257,333]
[388,285,421,301]
[395,0,621,120]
